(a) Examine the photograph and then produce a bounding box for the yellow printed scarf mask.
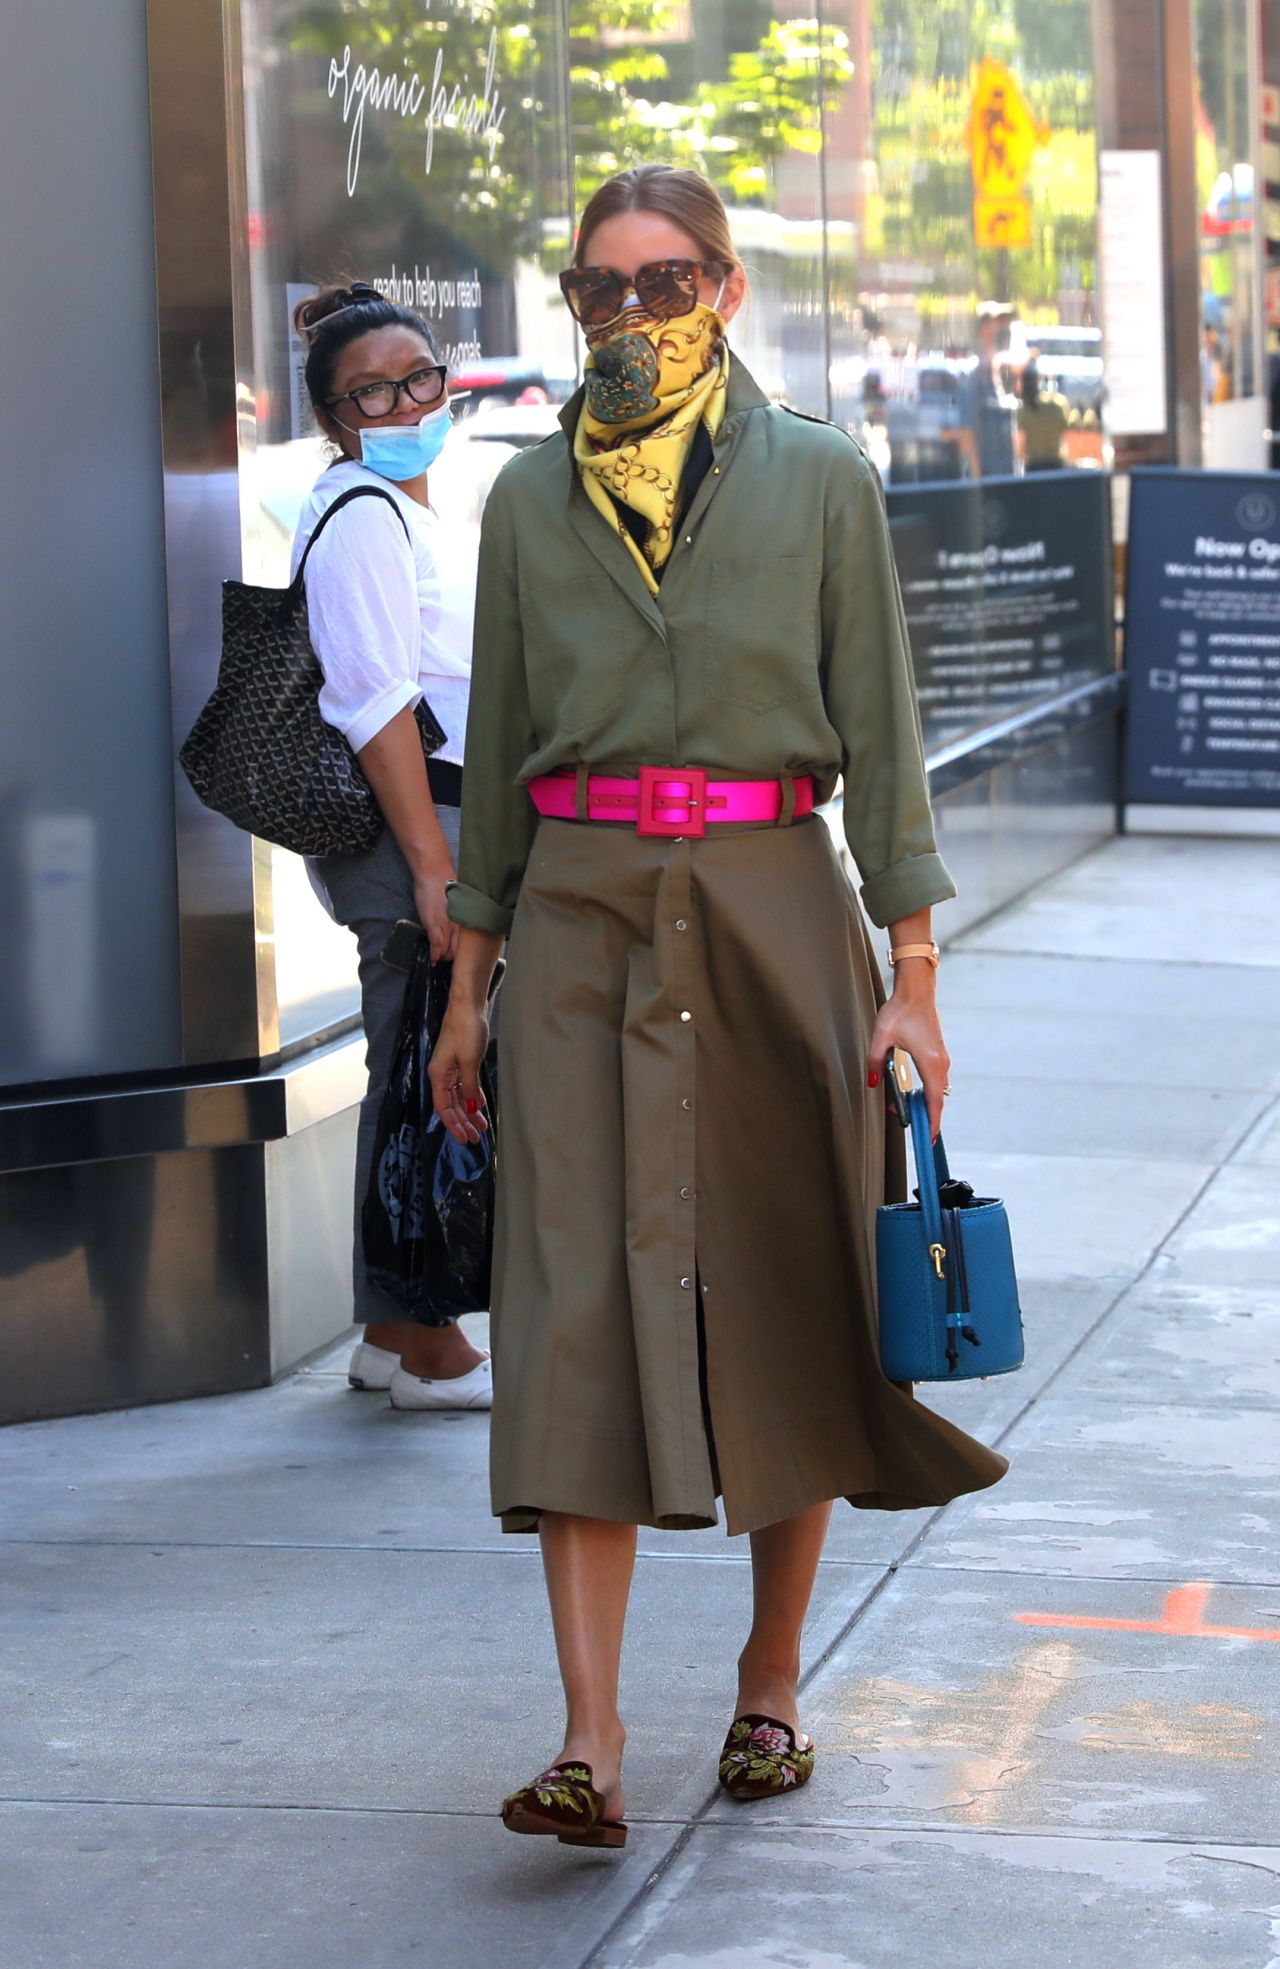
[574,300,729,595]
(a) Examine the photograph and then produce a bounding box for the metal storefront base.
[1,1036,364,1425]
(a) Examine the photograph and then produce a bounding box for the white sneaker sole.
[388,1358,493,1412]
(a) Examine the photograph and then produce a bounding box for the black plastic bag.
[362,938,498,1323]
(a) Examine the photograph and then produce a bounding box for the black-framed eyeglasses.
[325,363,448,420]
[558,259,726,331]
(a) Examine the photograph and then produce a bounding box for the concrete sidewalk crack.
[1190,1850,1280,1880]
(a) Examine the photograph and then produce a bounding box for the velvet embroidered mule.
[500,1762,628,1848]
[717,1714,815,1800]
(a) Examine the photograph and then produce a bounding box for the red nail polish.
[465,1099,478,1115]
[867,1070,880,1088]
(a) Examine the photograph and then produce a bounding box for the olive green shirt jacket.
[448,353,955,936]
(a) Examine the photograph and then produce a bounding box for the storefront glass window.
[564,0,830,409]
[229,0,1108,1048]
[825,0,1102,484]
[235,0,574,1045]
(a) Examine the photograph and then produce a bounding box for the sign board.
[1124,470,1280,806]
[887,473,1114,754]
[968,59,1046,197]
[1098,150,1168,435]
[974,194,1032,249]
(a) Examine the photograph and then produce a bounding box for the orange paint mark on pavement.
[1163,1582,1212,1632]
[1017,1580,1280,1643]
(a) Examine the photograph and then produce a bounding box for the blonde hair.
[574,165,746,289]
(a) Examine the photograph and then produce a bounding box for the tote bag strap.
[290,483,412,595]
[906,1090,953,1247]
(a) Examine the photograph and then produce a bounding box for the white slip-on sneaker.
[347,1341,400,1392]
[388,1356,494,1412]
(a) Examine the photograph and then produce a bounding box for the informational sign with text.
[887,472,1114,753]
[1125,470,1280,807]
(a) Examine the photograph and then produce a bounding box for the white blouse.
[290,460,476,765]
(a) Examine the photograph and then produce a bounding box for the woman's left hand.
[867,972,950,1142]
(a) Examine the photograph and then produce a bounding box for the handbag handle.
[290,484,412,595]
[906,1089,953,1251]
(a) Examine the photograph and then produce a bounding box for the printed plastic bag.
[362,936,497,1322]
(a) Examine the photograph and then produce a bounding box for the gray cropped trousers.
[307,802,462,1328]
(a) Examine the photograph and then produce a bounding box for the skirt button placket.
[669,843,699,1334]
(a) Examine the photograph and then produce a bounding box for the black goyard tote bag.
[179,485,445,856]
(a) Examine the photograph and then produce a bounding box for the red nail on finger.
[867,1070,880,1088]
[465,1099,478,1115]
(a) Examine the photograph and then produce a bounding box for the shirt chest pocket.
[702,554,822,712]
[519,574,631,738]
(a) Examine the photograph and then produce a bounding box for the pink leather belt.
[527,766,816,840]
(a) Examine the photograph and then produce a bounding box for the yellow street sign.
[974,192,1032,249]
[968,58,1048,199]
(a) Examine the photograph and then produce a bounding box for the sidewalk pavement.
[3,833,1280,1969]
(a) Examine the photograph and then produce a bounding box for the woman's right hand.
[429,1003,490,1144]
[413,861,459,963]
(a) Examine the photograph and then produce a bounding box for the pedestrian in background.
[944,299,1019,477]
[292,283,491,1413]
[429,165,1007,1848]
[1018,357,1072,471]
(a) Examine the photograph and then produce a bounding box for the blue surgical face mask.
[357,400,452,481]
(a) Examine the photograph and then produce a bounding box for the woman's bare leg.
[539,1511,638,1820]
[736,1501,833,1730]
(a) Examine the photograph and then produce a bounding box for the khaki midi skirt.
[490,811,1008,1537]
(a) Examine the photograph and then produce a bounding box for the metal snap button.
[679,1010,692,1022]
[675,918,688,931]
[680,1276,692,1290]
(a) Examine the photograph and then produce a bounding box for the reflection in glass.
[235,0,575,1047]
[826,0,1101,483]
[1195,0,1260,425]
[566,0,845,408]
[221,0,1112,1049]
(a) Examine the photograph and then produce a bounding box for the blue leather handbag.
[877,1088,1024,1383]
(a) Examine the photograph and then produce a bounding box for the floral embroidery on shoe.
[744,1725,790,1758]
[502,1762,600,1825]
[718,1715,815,1799]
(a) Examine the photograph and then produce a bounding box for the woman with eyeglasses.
[428,167,1007,1846]
[291,282,491,1413]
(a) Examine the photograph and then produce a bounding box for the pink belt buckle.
[635,766,708,839]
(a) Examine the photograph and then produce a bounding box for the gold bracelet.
[888,941,940,969]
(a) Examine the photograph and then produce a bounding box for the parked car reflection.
[450,356,575,414]
[456,400,564,450]
[884,356,989,483]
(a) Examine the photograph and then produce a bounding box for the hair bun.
[291,281,379,340]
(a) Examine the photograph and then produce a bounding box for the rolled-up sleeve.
[447,480,539,936]
[303,497,422,752]
[819,456,955,928]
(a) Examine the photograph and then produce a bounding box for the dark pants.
[307,807,462,1328]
